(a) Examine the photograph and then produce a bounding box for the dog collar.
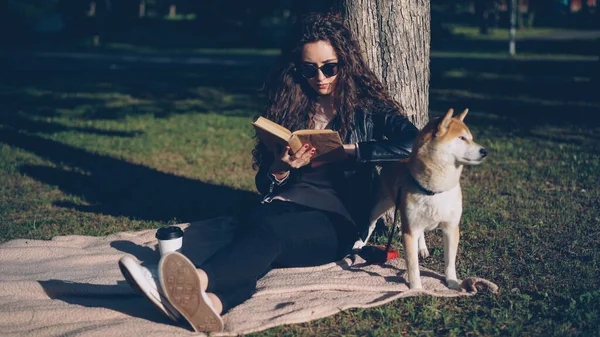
[407,172,439,195]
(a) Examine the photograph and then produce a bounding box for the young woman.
[119,12,418,332]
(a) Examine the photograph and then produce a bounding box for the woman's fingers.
[291,144,309,160]
[279,144,316,169]
[300,147,315,161]
[292,147,316,168]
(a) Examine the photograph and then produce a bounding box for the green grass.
[1,41,600,336]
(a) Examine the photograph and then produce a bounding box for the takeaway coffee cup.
[155,226,184,256]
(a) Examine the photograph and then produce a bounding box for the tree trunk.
[475,0,490,35]
[338,0,430,129]
[517,0,523,29]
[139,0,146,18]
[509,0,517,56]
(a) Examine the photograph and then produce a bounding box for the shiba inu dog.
[354,108,487,290]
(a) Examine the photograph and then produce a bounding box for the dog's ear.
[437,108,454,135]
[457,108,469,121]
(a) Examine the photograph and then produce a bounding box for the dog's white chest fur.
[404,184,462,232]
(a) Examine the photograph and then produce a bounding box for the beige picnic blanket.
[0,217,498,337]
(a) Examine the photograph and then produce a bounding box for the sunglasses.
[298,63,339,79]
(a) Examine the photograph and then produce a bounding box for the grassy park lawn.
[1,36,599,335]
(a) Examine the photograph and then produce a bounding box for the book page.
[292,132,346,162]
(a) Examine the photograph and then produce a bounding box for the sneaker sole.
[118,256,181,322]
[158,252,224,333]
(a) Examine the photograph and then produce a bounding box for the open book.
[252,116,347,163]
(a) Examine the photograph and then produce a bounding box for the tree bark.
[338,0,430,129]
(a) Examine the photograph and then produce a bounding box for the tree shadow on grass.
[0,61,268,225]
[0,129,260,223]
[429,56,600,140]
[1,66,268,121]
[0,113,141,137]
[433,35,600,56]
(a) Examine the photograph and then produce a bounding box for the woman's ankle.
[206,293,223,314]
[196,269,209,291]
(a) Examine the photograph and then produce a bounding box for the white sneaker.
[118,255,182,322]
[159,252,224,333]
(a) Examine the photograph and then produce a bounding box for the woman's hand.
[270,144,316,178]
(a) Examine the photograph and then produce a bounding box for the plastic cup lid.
[155,226,184,240]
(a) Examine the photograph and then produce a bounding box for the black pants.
[199,200,356,313]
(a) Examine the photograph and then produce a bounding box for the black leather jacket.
[255,105,419,240]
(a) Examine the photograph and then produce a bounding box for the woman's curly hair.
[252,12,402,169]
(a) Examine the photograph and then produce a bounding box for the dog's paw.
[352,239,366,251]
[419,248,430,259]
[446,279,462,291]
